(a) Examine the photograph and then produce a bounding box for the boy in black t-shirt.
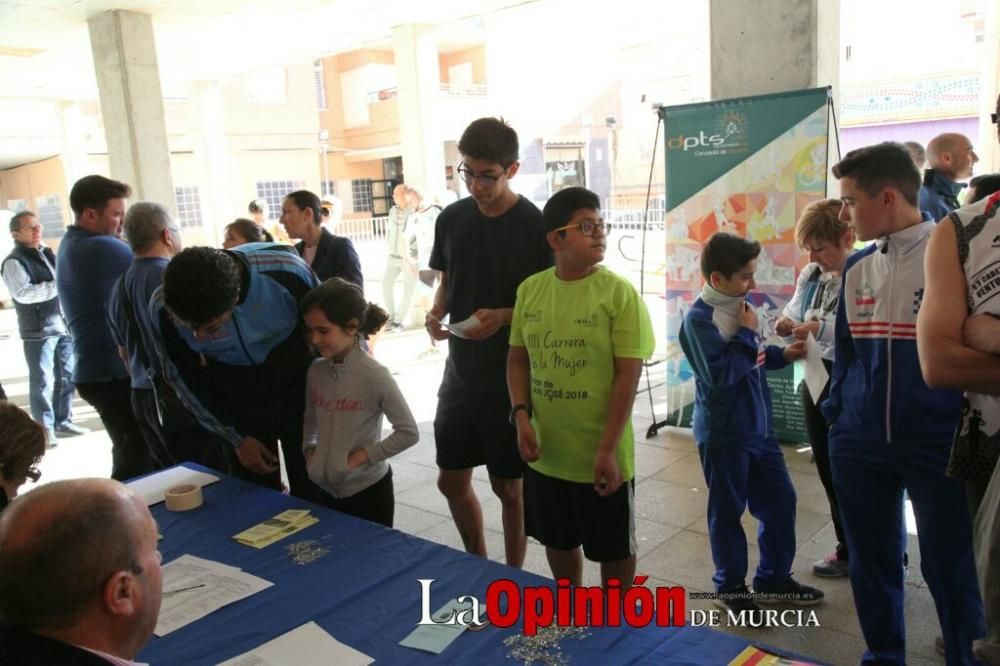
[426,117,553,567]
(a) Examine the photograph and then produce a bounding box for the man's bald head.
[927,133,978,180]
[0,479,150,631]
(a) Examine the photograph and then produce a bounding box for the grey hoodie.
[303,347,418,498]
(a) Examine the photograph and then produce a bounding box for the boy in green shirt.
[507,187,655,585]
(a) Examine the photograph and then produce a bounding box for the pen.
[162,583,206,597]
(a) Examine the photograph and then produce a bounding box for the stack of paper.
[127,466,220,506]
[217,621,373,666]
[155,555,273,636]
[232,509,319,549]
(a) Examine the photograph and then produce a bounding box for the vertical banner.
[661,87,830,443]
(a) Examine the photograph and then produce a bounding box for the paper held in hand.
[232,509,319,548]
[425,312,482,339]
[803,332,829,405]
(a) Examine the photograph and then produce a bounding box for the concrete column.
[188,81,231,244]
[709,0,840,101]
[979,0,999,171]
[58,102,89,188]
[88,10,175,212]
[392,23,445,195]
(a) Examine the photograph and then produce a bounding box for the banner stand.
[652,87,832,444]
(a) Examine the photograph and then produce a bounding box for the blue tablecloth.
[138,465,822,665]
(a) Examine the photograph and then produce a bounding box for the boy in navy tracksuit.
[679,232,822,613]
[824,142,983,665]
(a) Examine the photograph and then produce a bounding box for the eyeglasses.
[25,465,40,483]
[552,220,608,237]
[192,320,227,338]
[456,162,508,185]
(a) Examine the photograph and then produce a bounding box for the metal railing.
[439,83,488,97]
[363,83,489,104]
[336,209,667,286]
[337,216,389,244]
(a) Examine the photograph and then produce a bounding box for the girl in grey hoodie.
[301,278,419,527]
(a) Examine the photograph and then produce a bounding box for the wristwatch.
[508,403,531,425]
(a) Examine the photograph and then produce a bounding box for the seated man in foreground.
[0,478,162,665]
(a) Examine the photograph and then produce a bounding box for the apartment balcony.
[343,84,491,153]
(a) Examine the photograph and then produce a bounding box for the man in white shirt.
[383,184,415,330]
[1,211,87,445]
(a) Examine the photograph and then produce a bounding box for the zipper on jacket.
[885,241,894,445]
[755,333,767,437]
[233,316,255,365]
[759,366,768,436]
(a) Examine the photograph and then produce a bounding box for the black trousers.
[77,378,151,481]
[800,360,848,560]
[130,388,232,474]
[131,388,174,471]
[312,467,394,528]
[225,425,325,503]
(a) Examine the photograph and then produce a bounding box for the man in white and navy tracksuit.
[824,142,983,665]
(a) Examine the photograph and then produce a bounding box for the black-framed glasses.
[552,220,608,237]
[456,162,508,186]
[25,465,40,483]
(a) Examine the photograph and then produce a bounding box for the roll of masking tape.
[165,484,203,512]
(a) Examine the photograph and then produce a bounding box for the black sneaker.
[712,585,762,615]
[754,578,824,606]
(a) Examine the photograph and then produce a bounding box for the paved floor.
[1,304,945,666]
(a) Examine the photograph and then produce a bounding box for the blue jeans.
[23,335,76,431]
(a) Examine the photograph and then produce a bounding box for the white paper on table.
[803,332,830,405]
[163,554,243,575]
[426,313,482,339]
[155,554,273,636]
[127,467,220,506]
[216,621,373,666]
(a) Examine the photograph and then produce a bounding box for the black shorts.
[524,466,636,562]
[434,389,523,479]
